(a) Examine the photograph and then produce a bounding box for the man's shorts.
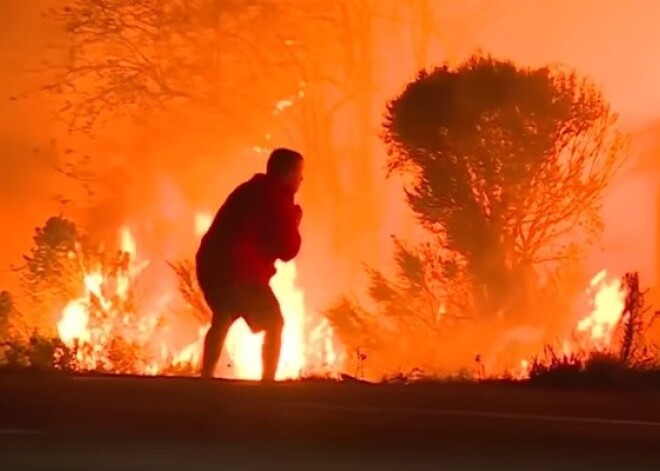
[199,279,283,334]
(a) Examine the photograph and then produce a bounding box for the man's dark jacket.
[196,173,301,289]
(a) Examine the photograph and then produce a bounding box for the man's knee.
[209,310,234,332]
[246,305,283,335]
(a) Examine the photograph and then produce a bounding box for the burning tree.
[380,55,628,321]
[44,0,299,133]
[328,55,628,378]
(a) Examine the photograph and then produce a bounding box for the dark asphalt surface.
[1,373,659,470]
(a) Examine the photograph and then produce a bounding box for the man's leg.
[261,313,284,382]
[242,285,285,382]
[201,311,234,378]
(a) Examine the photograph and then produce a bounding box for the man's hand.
[294,204,302,226]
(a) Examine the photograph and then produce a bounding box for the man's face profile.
[287,159,304,195]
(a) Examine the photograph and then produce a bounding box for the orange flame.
[575,269,625,349]
[508,269,627,379]
[193,212,340,380]
[55,215,343,380]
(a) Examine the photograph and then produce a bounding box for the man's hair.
[266,148,303,176]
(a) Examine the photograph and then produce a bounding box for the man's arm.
[267,200,302,262]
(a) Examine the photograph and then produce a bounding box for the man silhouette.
[196,148,304,381]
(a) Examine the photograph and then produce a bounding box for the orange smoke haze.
[1,0,660,378]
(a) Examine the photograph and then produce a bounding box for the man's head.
[266,147,304,194]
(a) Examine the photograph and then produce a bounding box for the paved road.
[1,373,659,470]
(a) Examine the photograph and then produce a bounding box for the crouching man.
[195,148,304,381]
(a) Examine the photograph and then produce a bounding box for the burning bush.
[326,239,474,378]
[3,213,657,387]
[1,212,343,380]
[168,259,210,324]
[527,272,660,387]
[528,350,660,388]
[2,216,170,373]
[1,332,75,372]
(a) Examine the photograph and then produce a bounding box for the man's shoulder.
[229,173,294,210]
[225,174,263,201]
[234,174,259,191]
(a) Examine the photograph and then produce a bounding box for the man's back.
[196,173,301,286]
